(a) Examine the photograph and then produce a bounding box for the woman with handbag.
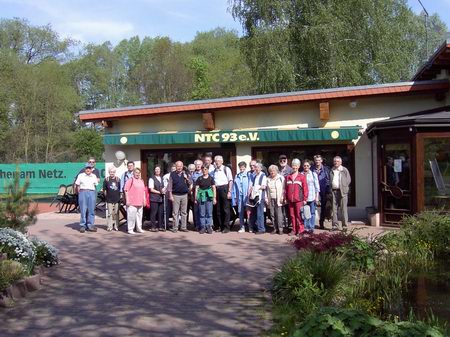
[266,165,285,235]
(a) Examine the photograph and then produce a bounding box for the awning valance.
[103,127,361,145]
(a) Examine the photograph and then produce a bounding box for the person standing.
[75,164,98,233]
[103,167,121,231]
[190,160,203,230]
[202,154,215,175]
[168,161,192,232]
[231,161,250,233]
[195,165,216,234]
[77,157,101,183]
[248,163,267,234]
[285,159,308,235]
[212,155,233,233]
[313,155,331,229]
[330,156,351,231]
[148,166,165,232]
[302,160,320,233]
[124,168,146,234]
[163,163,176,228]
[266,165,285,235]
[278,154,293,177]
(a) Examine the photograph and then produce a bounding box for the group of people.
[73,153,352,236]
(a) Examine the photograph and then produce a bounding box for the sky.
[0,0,449,45]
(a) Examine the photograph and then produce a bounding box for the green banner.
[104,127,360,145]
[0,163,106,194]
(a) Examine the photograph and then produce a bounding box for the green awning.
[104,127,361,145]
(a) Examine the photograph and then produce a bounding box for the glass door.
[380,143,412,224]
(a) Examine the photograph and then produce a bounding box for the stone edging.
[0,265,45,308]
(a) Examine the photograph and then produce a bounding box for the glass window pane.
[423,137,450,211]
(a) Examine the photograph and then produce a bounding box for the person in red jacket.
[285,158,308,235]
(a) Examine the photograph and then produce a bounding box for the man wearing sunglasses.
[77,157,101,183]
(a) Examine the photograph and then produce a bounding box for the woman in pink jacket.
[124,168,146,234]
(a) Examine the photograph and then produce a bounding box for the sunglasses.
[88,161,95,163]
[279,159,287,162]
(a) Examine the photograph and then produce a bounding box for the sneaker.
[180,228,189,232]
[171,228,178,233]
[255,231,265,235]
[107,228,112,232]
[128,231,136,234]
[87,226,97,232]
[136,229,144,233]
[222,228,230,234]
[79,227,86,233]
[207,227,213,234]
[199,229,206,234]
[113,227,118,231]
[238,228,245,233]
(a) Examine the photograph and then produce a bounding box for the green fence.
[0,163,106,194]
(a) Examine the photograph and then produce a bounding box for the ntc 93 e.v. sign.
[194,131,259,143]
[0,163,105,194]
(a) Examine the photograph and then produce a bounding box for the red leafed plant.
[293,231,354,253]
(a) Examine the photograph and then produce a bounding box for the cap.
[85,163,93,169]
[279,155,287,160]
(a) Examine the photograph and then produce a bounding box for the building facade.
[79,39,450,225]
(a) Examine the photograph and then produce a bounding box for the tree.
[230,0,448,92]
[72,128,104,162]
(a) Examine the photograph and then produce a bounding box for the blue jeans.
[238,198,246,229]
[198,199,213,230]
[79,190,96,229]
[250,201,265,233]
[303,201,316,231]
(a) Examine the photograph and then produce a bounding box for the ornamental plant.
[292,231,353,253]
[30,237,59,267]
[0,168,37,233]
[0,228,36,271]
[0,260,26,292]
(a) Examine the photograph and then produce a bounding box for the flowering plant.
[0,228,36,269]
[292,231,353,253]
[30,237,59,267]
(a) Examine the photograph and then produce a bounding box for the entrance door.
[380,142,412,224]
[142,145,236,182]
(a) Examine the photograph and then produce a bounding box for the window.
[423,137,450,211]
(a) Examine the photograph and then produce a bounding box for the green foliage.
[190,56,212,100]
[399,211,450,257]
[336,235,378,271]
[0,169,37,232]
[230,0,448,92]
[72,128,104,162]
[272,251,349,333]
[0,260,26,292]
[294,307,445,337]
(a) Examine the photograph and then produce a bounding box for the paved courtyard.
[1,210,392,337]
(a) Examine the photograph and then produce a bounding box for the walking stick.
[163,193,167,231]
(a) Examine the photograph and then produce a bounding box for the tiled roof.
[79,80,449,122]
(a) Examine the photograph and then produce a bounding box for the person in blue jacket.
[232,161,250,233]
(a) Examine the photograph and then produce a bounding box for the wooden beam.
[202,111,215,130]
[319,102,330,121]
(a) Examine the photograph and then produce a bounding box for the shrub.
[272,251,349,334]
[0,260,26,291]
[0,228,36,271]
[336,235,379,271]
[292,231,353,253]
[0,169,37,233]
[399,212,450,258]
[294,307,445,337]
[31,237,59,267]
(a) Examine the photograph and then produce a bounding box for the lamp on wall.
[349,100,358,108]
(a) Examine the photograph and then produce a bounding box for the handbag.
[303,204,311,219]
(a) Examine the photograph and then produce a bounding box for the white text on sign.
[194,132,259,143]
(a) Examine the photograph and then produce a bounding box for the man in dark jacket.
[314,155,331,229]
[167,161,192,232]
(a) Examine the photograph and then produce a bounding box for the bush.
[292,231,353,253]
[272,251,349,334]
[0,169,37,233]
[0,228,36,271]
[400,212,450,257]
[293,307,445,337]
[336,235,380,271]
[31,237,59,267]
[0,260,26,291]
